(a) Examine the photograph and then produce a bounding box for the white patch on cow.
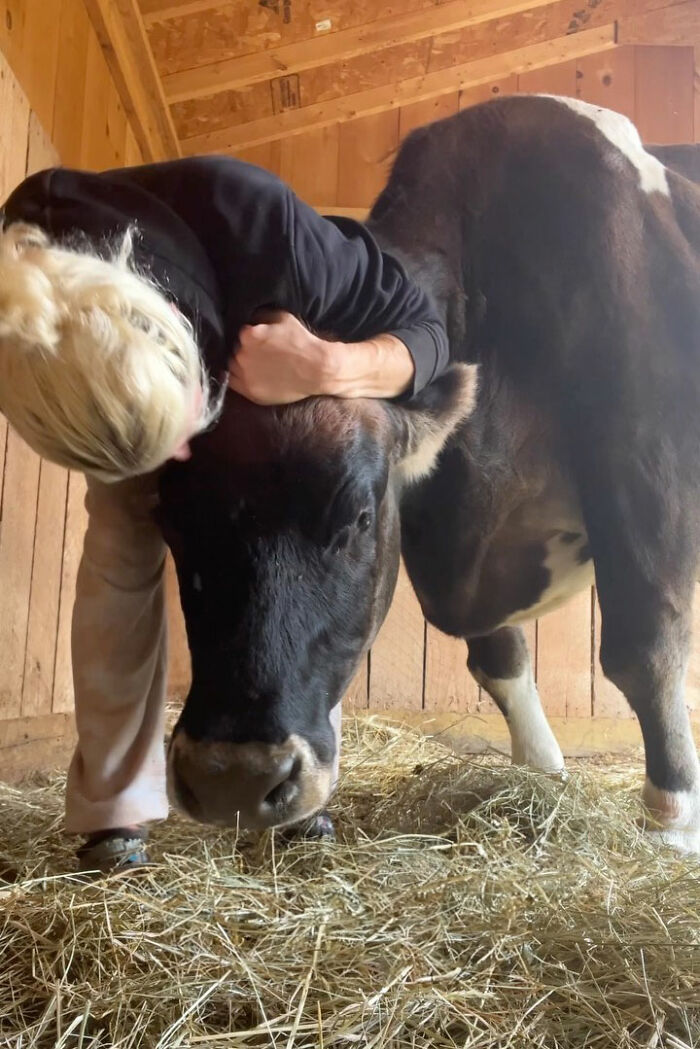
[472,663,565,773]
[642,779,700,854]
[544,95,670,198]
[192,572,203,592]
[507,531,594,626]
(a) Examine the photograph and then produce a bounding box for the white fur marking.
[507,532,594,626]
[546,96,670,198]
[474,665,565,773]
[642,779,700,854]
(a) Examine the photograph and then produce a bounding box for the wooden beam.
[618,0,700,45]
[182,24,616,155]
[82,0,181,161]
[162,0,559,104]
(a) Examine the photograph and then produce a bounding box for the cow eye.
[357,510,372,532]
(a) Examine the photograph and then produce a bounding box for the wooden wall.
[0,0,144,772]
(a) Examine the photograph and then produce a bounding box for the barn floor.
[0,719,698,1049]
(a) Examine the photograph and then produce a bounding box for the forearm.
[319,333,415,399]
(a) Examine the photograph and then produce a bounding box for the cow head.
[157,364,477,830]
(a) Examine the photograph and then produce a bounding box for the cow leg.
[573,438,700,852]
[467,627,565,773]
[595,576,700,853]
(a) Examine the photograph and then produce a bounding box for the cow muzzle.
[167,731,336,830]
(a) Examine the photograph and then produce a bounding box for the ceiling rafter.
[181,23,616,154]
[83,0,181,160]
[162,0,559,104]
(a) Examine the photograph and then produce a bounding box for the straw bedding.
[1,716,698,1049]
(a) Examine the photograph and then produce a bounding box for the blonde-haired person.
[2,157,448,872]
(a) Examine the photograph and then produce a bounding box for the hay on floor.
[0,717,698,1049]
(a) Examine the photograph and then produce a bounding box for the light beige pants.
[66,473,342,835]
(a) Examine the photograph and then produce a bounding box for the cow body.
[159,96,700,851]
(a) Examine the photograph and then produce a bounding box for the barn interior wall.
[0,21,698,779]
[0,0,145,775]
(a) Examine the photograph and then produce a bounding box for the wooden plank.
[0,430,41,720]
[343,658,369,712]
[459,75,518,110]
[368,562,425,711]
[181,25,617,153]
[234,141,282,177]
[0,73,33,723]
[537,588,593,719]
[51,0,91,167]
[399,94,459,140]
[336,109,400,208]
[592,591,632,719]
[80,28,114,171]
[576,45,636,120]
[52,473,88,714]
[0,712,77,783]
[124,123,144,165]
[161,0,562,103]
[634,45,695,143]
[0,50,30,521]
[619,0,700,47]
[424,628,478,713]
[14,0,61,133]
[518,57,578,95]
[279,124,340,203]
[106,81,129,167]
[83,0,181,161]
[21,116,68,720]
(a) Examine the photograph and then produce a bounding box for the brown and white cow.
[158,95,700,852]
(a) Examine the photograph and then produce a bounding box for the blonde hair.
[0,222,220,482]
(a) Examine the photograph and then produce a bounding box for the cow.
[158,95,700,853]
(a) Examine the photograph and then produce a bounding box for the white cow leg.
[467,628,565,773]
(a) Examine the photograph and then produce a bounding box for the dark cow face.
[157,365,476,830]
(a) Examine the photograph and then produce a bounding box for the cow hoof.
[640,782,700,855]
[278,811,336,844]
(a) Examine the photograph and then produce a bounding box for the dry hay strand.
[0,716,699,1049]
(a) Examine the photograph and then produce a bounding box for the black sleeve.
[286,192,449,395]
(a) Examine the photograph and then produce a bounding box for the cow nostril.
[264,756,303,810]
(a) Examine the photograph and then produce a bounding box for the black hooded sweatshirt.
[3,155,448,395]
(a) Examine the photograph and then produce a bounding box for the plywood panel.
[537,589,593,719]
[280,124,340,204]
[576,46,636,120]
[518,57,578,95]
[459,75,518,110]
[369,562,425,711]
[51,0,91,167]
[635,45,695,143]
[337,109,399,208]
[52,474,88,714]
[399,94,459,140]
[21,115,67,719]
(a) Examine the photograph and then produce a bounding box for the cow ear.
[385,363,478,484]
